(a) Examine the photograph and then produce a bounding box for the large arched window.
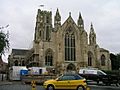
[101,54,106,66]
[88,51,93,66]
[45,49,53,66]
[65,28,75,61]
[14,60,18,66]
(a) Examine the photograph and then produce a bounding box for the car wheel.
[47,85,54,90]
[77,85,85,90]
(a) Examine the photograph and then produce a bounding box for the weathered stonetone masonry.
[26,8,111,74]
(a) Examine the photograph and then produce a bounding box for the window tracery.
[45,49,53,66]
[65,27,75,61]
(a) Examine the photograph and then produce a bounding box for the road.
[0,85,120,90]
[89,85,120,90]
[0,84,120,90]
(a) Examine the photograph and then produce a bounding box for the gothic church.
[32,9,111,73]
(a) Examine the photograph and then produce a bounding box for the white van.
[28,67,47,75]
[79,68,107,84]
[79,68,107,75]
[9,66,28,80]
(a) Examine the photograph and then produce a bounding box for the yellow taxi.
[43,73,88,90]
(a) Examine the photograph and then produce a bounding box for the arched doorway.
[67,63,76,72]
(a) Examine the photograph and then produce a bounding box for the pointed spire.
[69,12,71,17]
[90,22,94,32]
[89,22,96,45]
[56,8,59,12]
[55,8,61,20]
[56,8,59,14]
[54,8,61,21]
[78,12,82,20]
[54,8,61,31]
[77,12,84,28]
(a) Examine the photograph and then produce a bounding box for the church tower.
[34,9,52,42]
[89,23,96,45]
[54,8,61,31]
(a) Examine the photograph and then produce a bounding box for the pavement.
[0,80,12,85]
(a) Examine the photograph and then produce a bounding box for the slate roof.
[100,48,109,52]
[12,49,29,55]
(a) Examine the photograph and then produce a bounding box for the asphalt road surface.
[89,85,120,90]
[0,84,120,90]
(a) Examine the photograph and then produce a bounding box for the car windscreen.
[74,74,84,80]
[97,70,107,75]
[57,74,84,80]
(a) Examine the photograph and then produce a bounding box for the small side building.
[8,49,29,67]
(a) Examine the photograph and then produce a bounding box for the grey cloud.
[1,0,120,62]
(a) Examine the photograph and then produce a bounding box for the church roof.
[100,48,109,52]
[61,12,78,28]
[12,49,29,55]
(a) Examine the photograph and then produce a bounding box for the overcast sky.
[1,0,120,63]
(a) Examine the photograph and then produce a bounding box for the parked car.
[79,68,107,84]
[43,73,88,90]
[79,68,120,86]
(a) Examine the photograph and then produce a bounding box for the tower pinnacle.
[54,8,61,31]
[77,12,84,28]
[69,12,71,17]
[90,22,94,32]
[89,23,96,45]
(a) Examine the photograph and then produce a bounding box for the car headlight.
[43,82,47,85]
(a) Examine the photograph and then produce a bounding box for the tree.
[116,53,120,70]
[110,53,117,70]
[110,53,120,70]
[0,30,9,56]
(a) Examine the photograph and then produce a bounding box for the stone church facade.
[31,9,111,73]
